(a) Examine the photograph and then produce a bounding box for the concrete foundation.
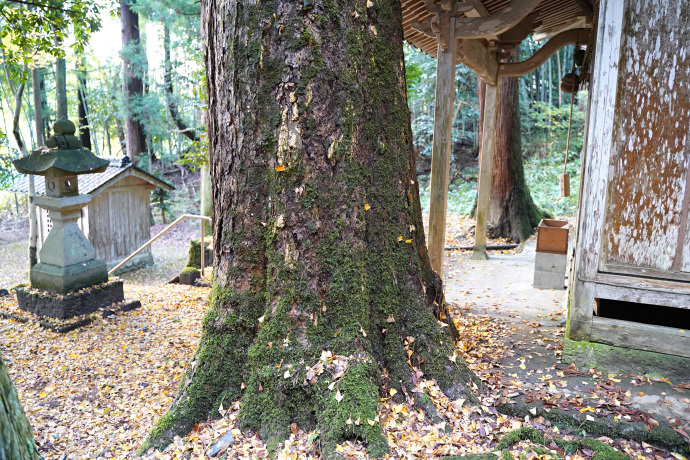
[533,251,567,290]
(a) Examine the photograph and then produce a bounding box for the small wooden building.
[10,158,174,272]
[568,0,690,358]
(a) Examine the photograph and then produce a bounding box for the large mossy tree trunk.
[484,48,544,243]
[0,352,41,460]
[142,0,477,457]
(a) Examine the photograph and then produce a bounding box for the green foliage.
[404,44,479,158]
[0,1,101,82]
[151,187,172,222]
[524,94,587,158]
[0,138,18,189]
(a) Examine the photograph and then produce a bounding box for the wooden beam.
[590,317,690,358]
[428,17,457,278]
[462,0,499,41]
[471,81,500,260]
[498,29,591,77]
[533,17,588,41]
[454,0,542,39]
[457,38,498,86]
[462,0,488,17]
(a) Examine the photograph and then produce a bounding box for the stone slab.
[534,251,567,272]
[533,252,567,289]
[533,270,567,290]
[30,259,108,294]
[16,280,124,319]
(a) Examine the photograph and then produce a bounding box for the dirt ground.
[0,218,199,289]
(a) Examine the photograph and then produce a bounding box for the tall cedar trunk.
[487,47,543,242]
[55,55,67,120]
[76,60,92,150]
[0,352,40,459]
[142,0,477,456]
[163,22,198,142]
[121,0,147,162]
[29,67,43,269]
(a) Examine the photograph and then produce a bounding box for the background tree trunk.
[164,21,198,142]
[142,0,477,457]
[487,47,544,242]
[0,352,41,460]
[121,0,147,163]
[28,67,43,269]
[76,59,92,151]
[55,54,67,120]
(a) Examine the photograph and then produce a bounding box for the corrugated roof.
[8,160,174,196]
[402,0,592,59]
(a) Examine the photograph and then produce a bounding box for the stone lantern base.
[28,194,111,295]
[16,280,124,320]
[19,193,124,319]
[30,259,109,295]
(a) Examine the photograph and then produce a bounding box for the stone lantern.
[13,119,124,319]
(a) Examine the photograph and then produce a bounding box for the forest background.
[0,0,585,232]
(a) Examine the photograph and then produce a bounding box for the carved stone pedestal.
[29,194,108,294]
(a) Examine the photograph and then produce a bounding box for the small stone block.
[534,251,567,273]
[179,268,201,286]
[533,270,566,290]
[16,280,125,320]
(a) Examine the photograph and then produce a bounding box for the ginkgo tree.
[141,0,478,457]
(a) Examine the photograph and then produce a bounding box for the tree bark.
[28,67,43,269]
[487,47,544,242]
[56,55,67,120]
[11,81,27,157]
[142,1,477,457]
[556,49,563,107]
[164,21,198,142]
[76,59,92,151]
[0,352,41,460]
[121,0,147,162]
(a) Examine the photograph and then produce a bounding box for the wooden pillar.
[427,18,457,278]
[471,81,501,260]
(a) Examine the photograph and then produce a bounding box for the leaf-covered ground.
[0,281,684,459]
[0,216,687,459]
[0,284,208,458]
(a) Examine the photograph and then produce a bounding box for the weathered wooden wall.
[90,175,153,265]
[567,0,690,359]
[603,0,690,277]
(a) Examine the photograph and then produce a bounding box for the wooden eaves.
[401,0,593,275]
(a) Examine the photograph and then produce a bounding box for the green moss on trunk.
[0,351,41,460]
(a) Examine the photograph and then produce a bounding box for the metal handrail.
[108,213,212,276]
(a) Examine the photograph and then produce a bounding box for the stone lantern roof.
[13,119,109,177]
